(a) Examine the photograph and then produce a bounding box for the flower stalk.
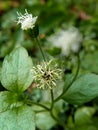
[35,37,46,62]
[54,54,80,102]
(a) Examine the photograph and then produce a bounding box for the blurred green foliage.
[0,0,98,130]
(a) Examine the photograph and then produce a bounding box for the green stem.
[34,110,46,113]
[50,89,54,110]
[36,37,46,62]
[50,90,67,129]
[54,54,80,102]
[31,101,67,129]
[27,100,50,111]
[27,91,67,129]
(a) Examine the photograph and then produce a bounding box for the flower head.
[48,27,83,56]
[31,60,62,89]
[17,9,38,30]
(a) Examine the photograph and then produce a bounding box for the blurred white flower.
[17,9,38,30]
[48,27,83,56]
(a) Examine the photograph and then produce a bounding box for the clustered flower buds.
[31,60,62,89]
[17,9,37,30]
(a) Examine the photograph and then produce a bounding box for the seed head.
[31,60,62,89]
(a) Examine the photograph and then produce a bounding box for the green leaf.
[1,47,33,92]
[71,125,97,130]
[81,51,98,73]
[75,107,96,125]
[0,91,10,113]
[0,105,35,130]
[0,91,24,113]
[31,104,56,130]
[63,74,98,105]
[36,111,56,130]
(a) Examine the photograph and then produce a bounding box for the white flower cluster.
[48,27,83,56]
[17,9,37,30]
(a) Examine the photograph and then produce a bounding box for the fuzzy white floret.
[17,9,37,30]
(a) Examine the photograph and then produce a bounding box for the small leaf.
[75,107,96,125]
[1,47,33,92]
[36,111,56,130]
[0,105,35,130]
[63,74,98,105]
